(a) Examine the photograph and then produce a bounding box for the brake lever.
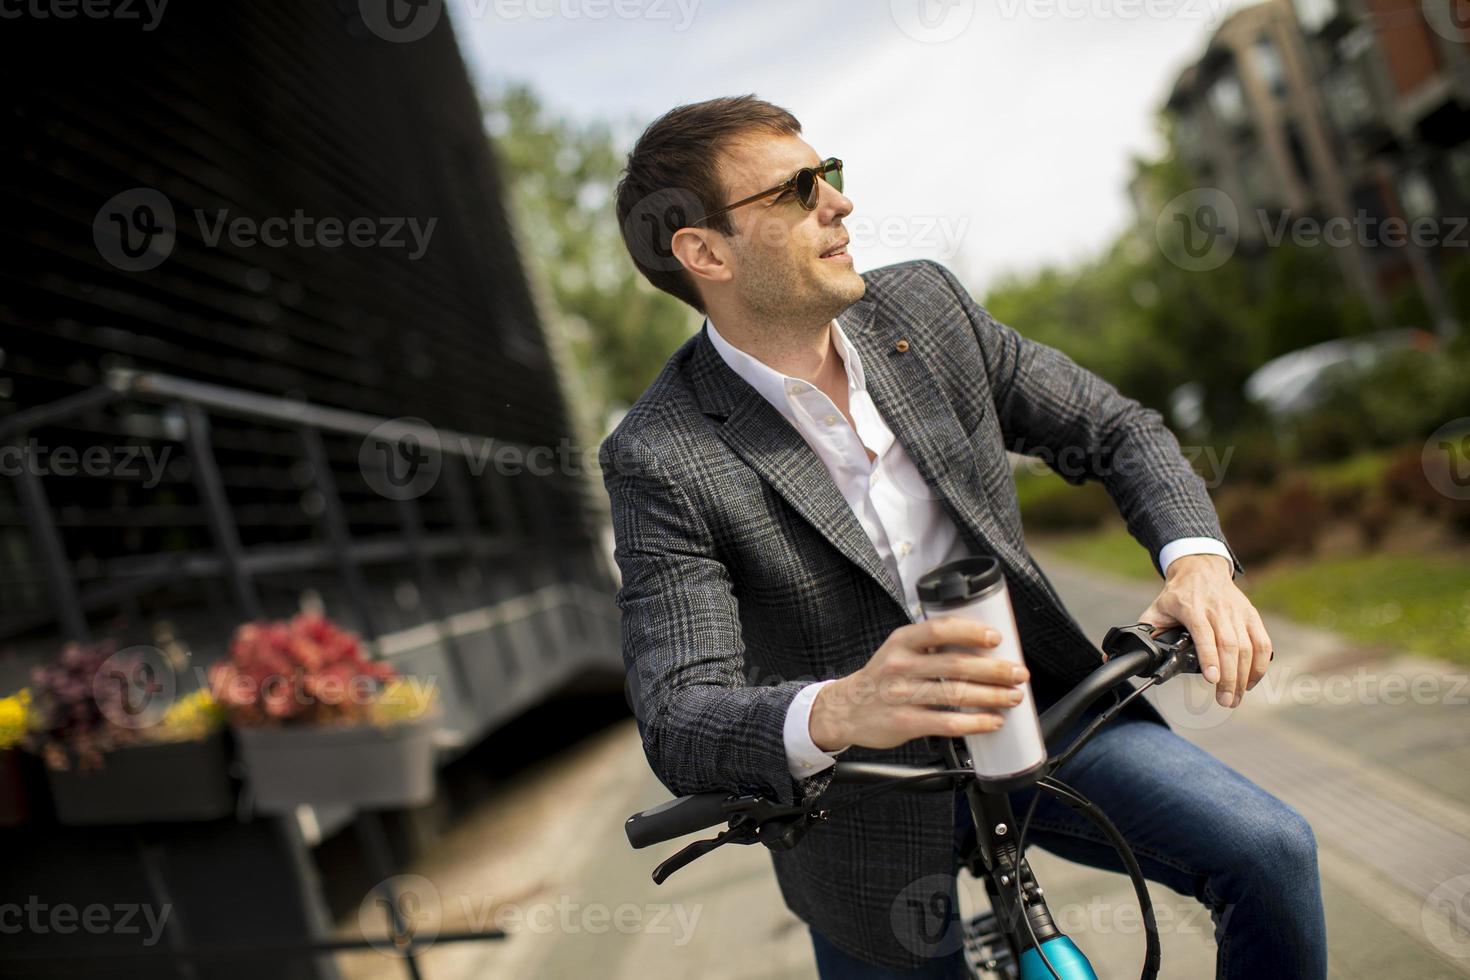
[651,823,755,884]
[1147,628,1200,683]
[649,803,829,884]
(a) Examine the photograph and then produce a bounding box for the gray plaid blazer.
[599,259,1235,970]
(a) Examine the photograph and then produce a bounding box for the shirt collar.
[704,315,867,423]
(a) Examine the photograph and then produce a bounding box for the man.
[601,95,1325,979]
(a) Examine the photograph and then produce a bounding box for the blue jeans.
[808,706,1327,979]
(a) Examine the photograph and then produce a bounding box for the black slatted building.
[0,5,620,976]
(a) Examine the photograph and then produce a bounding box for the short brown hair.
[615,95,802,313]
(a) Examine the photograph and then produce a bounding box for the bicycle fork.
[963,783,1098,980]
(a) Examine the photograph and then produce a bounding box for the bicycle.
[624,623,1204,980]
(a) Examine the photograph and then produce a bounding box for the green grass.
[1246,554,1470,665]
[1041,530,1470,665]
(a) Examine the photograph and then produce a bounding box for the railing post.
[182,402,262,620]
[300,426,378,640]
[392,492,473,704]
[14,441,89,643]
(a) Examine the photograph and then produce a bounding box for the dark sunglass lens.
[826,160,843,193]
[796,169,817,209]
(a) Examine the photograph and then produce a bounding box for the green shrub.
[1218,487,1283,565]
[1383,449,1444,515]
[1275,478,1328,555]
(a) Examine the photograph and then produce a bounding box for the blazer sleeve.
[599,430,837,808]
[930,261,1243,579]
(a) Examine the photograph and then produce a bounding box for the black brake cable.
[1011,673,1161,980]
[1012,789,1062,980]
[1037,775,1161,980]
[803,766,975,818]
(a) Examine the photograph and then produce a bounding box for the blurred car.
[1242,329,1439,417]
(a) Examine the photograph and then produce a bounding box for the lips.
[819,239,849,258]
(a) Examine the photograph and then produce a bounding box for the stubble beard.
[733,241,866,351]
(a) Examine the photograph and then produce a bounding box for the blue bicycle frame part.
[1019,937,1098,979]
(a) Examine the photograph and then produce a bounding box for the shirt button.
[786,383,802,396]
[824,414,837,426]
[869,471,880,485]
[898,541,912,557]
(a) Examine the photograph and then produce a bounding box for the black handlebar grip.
[625,791,732,849]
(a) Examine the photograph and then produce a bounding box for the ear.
[671,226,733,288]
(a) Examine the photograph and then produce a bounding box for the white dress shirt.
[704,316,1232,779]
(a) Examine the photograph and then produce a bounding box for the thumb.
[1137,605,1180,631]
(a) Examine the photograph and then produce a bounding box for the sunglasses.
[693,157,843,226]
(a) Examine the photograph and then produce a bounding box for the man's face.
[713,134,865,321]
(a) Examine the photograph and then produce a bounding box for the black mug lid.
[916,556,1004,607]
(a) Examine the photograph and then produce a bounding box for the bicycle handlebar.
[624,624,1196,850]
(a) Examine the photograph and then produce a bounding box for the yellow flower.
[369,677,438,727]
[0,689,32,751]
[148,689,227,743]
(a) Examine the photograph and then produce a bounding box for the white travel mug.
[916,556,1047,789]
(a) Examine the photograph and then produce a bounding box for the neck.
[710,309,842,386]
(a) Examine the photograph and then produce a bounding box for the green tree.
[984,116,1374,436]
[485,84,697,429]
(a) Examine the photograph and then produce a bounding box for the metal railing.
[3,367,621,745]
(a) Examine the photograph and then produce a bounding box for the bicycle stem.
[947,739,1063,956]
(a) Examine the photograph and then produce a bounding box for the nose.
[819,175,852,222]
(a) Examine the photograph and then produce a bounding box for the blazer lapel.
[844,296,1011,566]
[689,320,909,614]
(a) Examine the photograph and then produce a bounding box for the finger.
[1232,613,1252,707]
[897,678,1026,711]
[893,705,1003,740]
[902,617,1001,652]
[1212,610,1240,707]
[1245,613,1273,691]
[909,652,1028,687]
[909,706,1005,740]
[1178,605,1221,687]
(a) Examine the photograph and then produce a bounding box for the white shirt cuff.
[1158,537,1235,577]
[784,680,849,778]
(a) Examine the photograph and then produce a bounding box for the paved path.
[336,551,1470,979]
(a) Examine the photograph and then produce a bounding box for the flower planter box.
[0,748,37,826]
[45,732,235,826]
[234,714,436,814]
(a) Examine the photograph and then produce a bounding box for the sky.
[447,0,1253,293]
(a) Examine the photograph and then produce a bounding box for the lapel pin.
[894,338,910,353]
